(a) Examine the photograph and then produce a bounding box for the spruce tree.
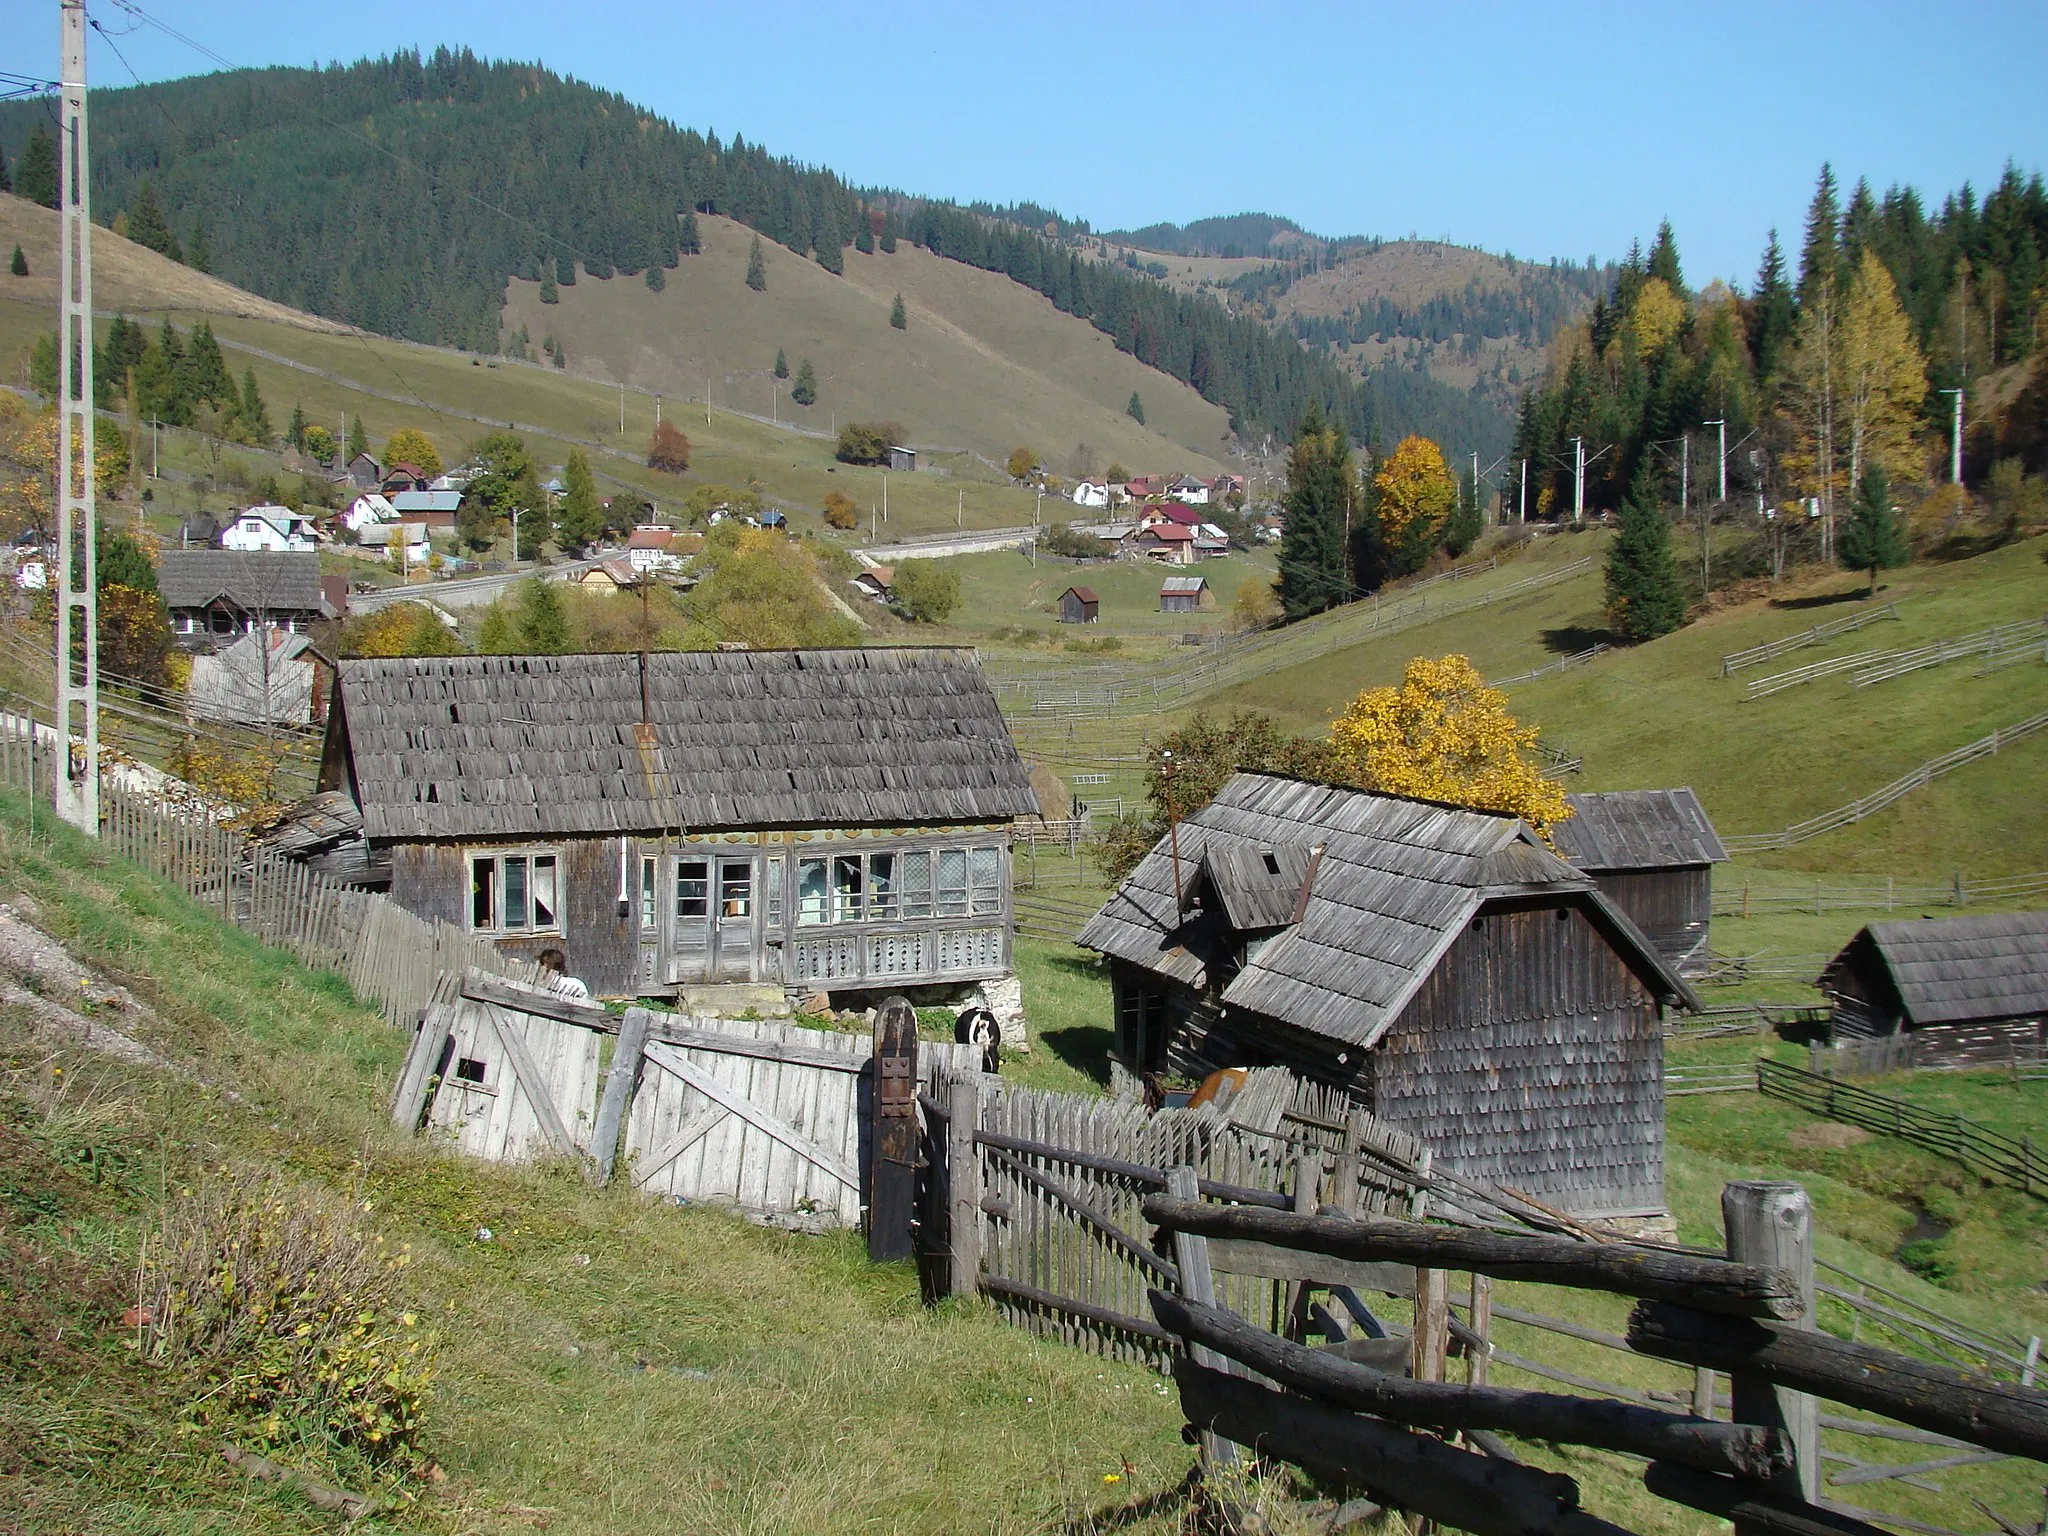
[348,415,369,462]
[539,273,558,304]
[1126,391,1145,426]
[16,123,58,209]
[1748,230,1797,386]
[187,216,211,273]
[555,448,603,551]
[774,348,788,379]
[1276,405,1354,619]
[1797,163,1844,315]
[880,216,899,254]
[889,293,907,330]
[238,368,271,444]
[8,246,25,278]
[855,223,874,255]
[286,403,306,450]
[1646,220,1684,293]
[1836,465,1909,593]
[792,359,817,407]
[516,576,571,652]
[679,211,702,255]
[746,234,767,291]
[1603,470,1686,641]
[556,254,577,286]
[126,183,176,258]
[0,138,10,194]
[644,263,665,291]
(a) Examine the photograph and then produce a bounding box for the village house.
[1150,501,1204,527]
[391,489,463,530]
[1821,911,2048,1041]
[1058,585,1100,624]
[571,558,640,591]
[1158,575,1211,613]
[315,649,1042,1014]
[1550,789,1728,976]
[1078,774,1697,1219]
[1208,473,1247,503]
[356,521,431,569]
[380,463,433,497]
[1135,522,1196,564]
[1167,474,1210,505]
[1071,480,1110,509]
[343,451,382,491]
[157,550,336,644]
[221,505,319,553]
[343,492,398,533]
[1125,475,1167,500]
[851,566,894,602]
[1194,523,1231,558]
[185,628,319,727]
[888,446,919,473]
[625,526,680,574]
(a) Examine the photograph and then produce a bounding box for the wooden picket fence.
[1756,1060,2045,1198]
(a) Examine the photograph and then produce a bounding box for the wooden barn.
[1550,789,1728,976]
[1159,575,1211,613]
[1058,586,1100,624]
[1078,774,1698,1218]
[1821,910,2048,1040]
[317,649,1041,1001]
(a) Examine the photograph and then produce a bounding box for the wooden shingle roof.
[1552,788,1728,870]
[330,648,1038,841]
[1079,774,1694,1048]
[1828,911,2048,1027]
[156,550,326,612]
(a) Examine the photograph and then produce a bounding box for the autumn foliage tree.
[820,490,859,529]
[1325,655,1569,834]
[647,420,692,473]
[1373,434,1457,576]
[1006,446,1040,483]
[380,428,443,480]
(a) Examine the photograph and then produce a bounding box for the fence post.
[867,996,920,1263]
[1285,1150,1325,1341]
[946,1075,981,1299]
[1412,1265,1450,1384]
[1722,1182,1818,1513]
[1166,1164,1241,1471]
[1468,1273,1492,1387]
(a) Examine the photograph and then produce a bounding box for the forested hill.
[0,48,1416,452]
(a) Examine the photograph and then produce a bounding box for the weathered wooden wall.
[423,994,604,1162]
[1594,867,1712,974]
[1374,905,1663,1218]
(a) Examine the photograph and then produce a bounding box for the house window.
[832,854,865,922]
[899,851,933,919]
[867,853,897,921]
[969,847,1003,916]
[765,858,784,927]
[796,858,829,926]
[721,862,752,918]
[675,860,710,920]
[936,848,969,918]
[469,852,560,932]
[640,856,657,930]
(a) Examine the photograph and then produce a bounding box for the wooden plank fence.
[1811,1024,2047,1080]
[1723,711,2048,853]
[1719,604,1902,677]
[1756,1060,2044,1199]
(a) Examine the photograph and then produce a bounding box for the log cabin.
[1550,788,1728,976]
[1078,774,1699,1220]
[317,649,1040,1005]
[1821,910,2048,1039]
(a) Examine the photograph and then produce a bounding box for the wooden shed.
[1078,774,1698,1218]
[1058,586,1100,624]
[1159,575,1211,613]
[1821,911,2048,1038]
[317,649,1040,1001]
[1550,789,1728,976]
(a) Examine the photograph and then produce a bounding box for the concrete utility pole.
[1571,436,1585,524]
[1519,458,1527,523]
[619,381,626,436]
[1704,418,1727,503]
[956,489,963,529]
[56,0,98,834]
[1470,451,1481,524]
[1939,389,1964,484]
[1679,434,1689,518]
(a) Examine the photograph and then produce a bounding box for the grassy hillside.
[501,215,1233,473]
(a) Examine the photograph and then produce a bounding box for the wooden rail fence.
[1756,1060,2044,1198]
[1719,604,1902,677]
[1811,1025,2048,1079]
[1714,869,2048,917]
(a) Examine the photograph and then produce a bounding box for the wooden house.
[1550,789,1727,976]
[1159,575,1210,613]
[1821,911,2048,1038]
[888,446,918,472]
[158,551,334,645]
[317,649,1041,1002]
[851,567,894,602]
[1136,523,1196,565]
[1058,586,1100,624]
[1078,774,1697,1218]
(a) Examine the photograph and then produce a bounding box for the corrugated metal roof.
[1834,911,2048,1026]
[157,550,325,612]
[331,648,1040,841]
[1078,774,1694,1048]
[1160,576,1208,595]
[1553,788,1728,870]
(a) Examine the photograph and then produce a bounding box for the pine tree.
[286,403,306,450]
[889,293,907,330]
[1276,405,1355,619]
[539,273,558,303]
[791,359,817,407]
[556,254,577,286]
[516,577,571,653]
[1603,470,1686,641]
[1836,464,1909,592]
[679,211,702,255]
[1646,220,1684,293]
[126,183,177,258]
[187,216,211,274]
[644,263,665,291]
[16,123,58,209]
[774,348,788,379]
[855,223,874,255]
[238,368,271,444]
[880,215,899,254]
[185,322,234,407]
[1748,230,1797,387]
[8,246,25,278]
[1797,164,1844,316]
[554,448,603,551]
[348,415,369,461]
[0,138,10,194]
[1126,391,1145,426]
[746,234,767,292]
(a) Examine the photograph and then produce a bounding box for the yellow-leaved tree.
[1326,655,1570,835]
[380,427,444,480]
[1838,249,1927,493]
[1372,434,1456,576]
[1625,277,1687,357]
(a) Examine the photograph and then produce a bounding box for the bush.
[1231,579,1280,633]
[142,1171,435,1476]
[821,490,859,529]
[836,422,901,466]
[647,420,692,474]
[891,558,960,623]
[1040,523,1110,559]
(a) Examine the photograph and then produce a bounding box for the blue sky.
[16,0,2046,286]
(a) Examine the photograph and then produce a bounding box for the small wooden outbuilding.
[1159,575,1210,613]
[1550,789,1728,976]
[1058,586,1100,624]
[1821,911,2048,1038]
[1078,773,1697,1218]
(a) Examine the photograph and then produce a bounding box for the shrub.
[142,1171,435,1475]
[647,420,692,474]
[821,490,859,529]
[1040,523,1110,559]
[892,558,960,623]
[1231,579,1280,633]
[836,422,900,466]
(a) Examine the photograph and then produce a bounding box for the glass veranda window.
[796,858,828,926]
[675,860,709,920]
[898,851,933,919]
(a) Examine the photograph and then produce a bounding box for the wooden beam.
[1140,1198,1806,1319]
[587,1006,650,1185]
[945,1077,980,1299]
[977,1128,1290,1210]
[1175,1361,1640,1536]
[462,971,614,1032]
[1150,1291,1793,1481]
[983,1144,1178,1286]
[389,1005,452,1130]
[1201,1239,1416,1294]
[980,1274,1174,1345]
[641,1041,861,1191]
[1644,1462,1898,1536]
[1626,1302,2048,1462]
[1724,1182,1819,1517]
[630,1102,726,1190]
[650,1021,867,1074]
[483,1005,578,1157]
